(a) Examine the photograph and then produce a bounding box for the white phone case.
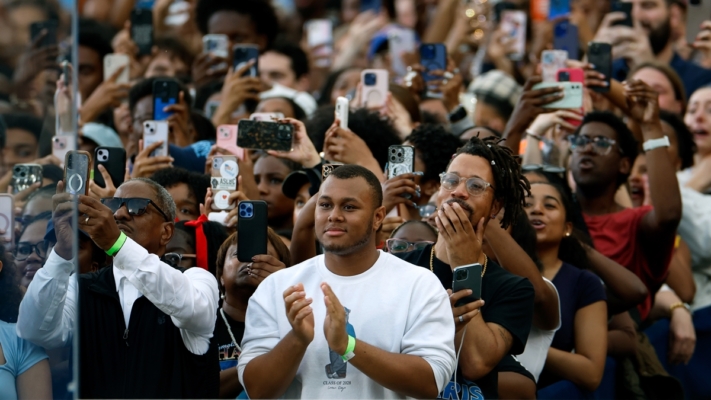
[103,54,130,83]
[360,69,389,109]
[52,136,76,163]
[501,10,527,61]
[143,120,170,157]
[0,194,13,243]
[202,34,229,58]
[388,27,416,78]
[541,50,568,82]
[306,19,332,67]
[335,97,349,129]
[533,81,584,109]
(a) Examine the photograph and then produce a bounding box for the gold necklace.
[430,246,487,277]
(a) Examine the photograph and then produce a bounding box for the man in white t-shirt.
[238,165,456,399]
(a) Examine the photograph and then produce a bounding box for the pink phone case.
[360,69,389,109]
[216,125,245,160]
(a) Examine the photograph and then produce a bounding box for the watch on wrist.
[642,136,670,152]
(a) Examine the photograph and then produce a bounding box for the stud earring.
[220,293,225,300]
[565,232,571,237]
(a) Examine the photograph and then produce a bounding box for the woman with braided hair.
[395,136,536,399]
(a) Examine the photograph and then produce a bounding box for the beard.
[321,217,374,256]
[444,198,475,218]
[645,18,672,55]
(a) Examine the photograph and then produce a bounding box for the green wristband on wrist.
[340,335,356,361]
[106,232,127,256]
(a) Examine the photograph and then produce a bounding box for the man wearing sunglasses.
[17,178,220,398]
[570,81,681,323]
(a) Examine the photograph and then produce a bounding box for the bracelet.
[525,129,543,141]
[106,232,128,256]
[669,301,691,314]
[642,136,670,152]
[340,335,356,362]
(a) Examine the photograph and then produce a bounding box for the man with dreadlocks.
[396,136,535,399]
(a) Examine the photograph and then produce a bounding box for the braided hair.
[450,136,530,229]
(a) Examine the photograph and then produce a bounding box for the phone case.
[153,79,179,121]
[388,27,416,78]
[306,19,333,67]
[557,68,585,83]
[94,147,126,189]
[548,0,570,20]
[452,264,483,306]
[103,54,130,83]
[610,1,633,27]
[360,69,389,108]
[360,0,381,13]
[237,120,293,151]
[30,20,58,47]
[335,97,349,129]
[420,43,447,93]
[202,34,229,57]
[131,8,153,56]
[501,11,527,61]
[237,201,268,262]
[216,124,245,159]
[495,1,518,22]
[554,20,579,61]
[52,136,76,163]
[387,145,415,178]
[541,50,568,82]
[143,121,169,157]
[686,1,711,45]
[533,81,584,109]
[250,113,284,121]
[64,151,91,195]
[11,164,43,194]
[210,155,239,210]
[232,45,259,77]
[587,42,612,93]
[0,194,13,243]
[322,163,344,180]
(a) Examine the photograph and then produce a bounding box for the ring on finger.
[443,71,454,80]
[85,216,90,224]
[458,315,464,323]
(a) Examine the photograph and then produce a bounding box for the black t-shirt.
[214,309,245,371]
[397,244,535,399]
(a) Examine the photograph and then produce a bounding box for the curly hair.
[195,0,279,49]
[150,167,210,216]
[405,124,464,184]
[660,110,696,170]
[451,136,530,229]
[0,244,23,323]
[305,106,402,170]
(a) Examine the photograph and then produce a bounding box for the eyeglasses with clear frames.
[386,239,434,253]
[567,135,621,156]
[439,173,494,196]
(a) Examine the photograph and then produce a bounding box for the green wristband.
[106,232,127,256]
[340,335,356,361]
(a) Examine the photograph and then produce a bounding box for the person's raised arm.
[583,244,648,314]
[290,194,318,265]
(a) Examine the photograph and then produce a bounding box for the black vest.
[77,266,219,398]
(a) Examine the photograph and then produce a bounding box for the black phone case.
[588,42,612,93]
[64,151,91,195]
[237,120,293,151]
[30,20,58,47]
[610,2,633,27]
[232,46,260,77]
[452,264,483,307]
[237,201,268,262]
[11,164,43,194]
[152,79,180,120]
[130,8,154,56]
[94,147,126,189]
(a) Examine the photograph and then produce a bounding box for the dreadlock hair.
[174,220,229,275]
[450,136,530,229]
[508,210,544,271]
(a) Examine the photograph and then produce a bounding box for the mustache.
[444,198,474,216]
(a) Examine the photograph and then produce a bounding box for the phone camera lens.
[456,269,468,280]
[364,73,377,86]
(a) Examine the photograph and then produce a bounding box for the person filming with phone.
[16,178,220,398]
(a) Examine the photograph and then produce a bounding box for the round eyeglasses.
[439,173,494,196]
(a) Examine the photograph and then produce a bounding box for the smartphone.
[205,100,220,119]
[0,194,13,243]
[452,264,483,307]
[11,164,43,194]
[237,120,293,152]
[64,151,91,195]
[232,44,259,77]
[93,147,126,189]
[202,34,229,58]
[305,19,333,68]
[557,68,584,83]
[360,69,389,108]
[610,1,633,27]
[387,145,415,178]
[532,81,584,108]
[335,96,349,129]
[52,136,76,162]
[130,7,153,56]
[152,79,179,120]
[541,50,568,82]
[210,155,239,211]
[249,113,284,121]
[237,200,268,262]
[388,27,416,79]
[587,42,612,93]
[494,1,517,23]
[553,20,579,60]
[30,20,58,47]
[501,10,527,61]
[321,163,344,180]
[143,120,169,157]
[216,124,245,160]
[687,0,711,45]
[103,54,130,83]
[548,0,570,20]
[360,0,381,13]
[419,43,447,99]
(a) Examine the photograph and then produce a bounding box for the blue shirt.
[613,53,711,99]
[0,321,48,400]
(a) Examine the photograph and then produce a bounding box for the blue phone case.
[153,97,176,121]
[553,20,579,60]
[548,0,570,20]
[420,43,447,83]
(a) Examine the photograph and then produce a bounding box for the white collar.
[112,265,127,293]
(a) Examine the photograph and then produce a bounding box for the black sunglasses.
[522,164,566,175]
[101,197,171,222]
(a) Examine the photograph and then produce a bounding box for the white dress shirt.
[16,237,219,355]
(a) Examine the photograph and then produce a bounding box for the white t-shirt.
[516,278,561,382]
[238,251,456,399]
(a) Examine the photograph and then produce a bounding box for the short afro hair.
[268,40,309,79]
[2,112,44,142]
[326,164,384,209]
[195,0,279,49]
[150,167,210,214]
[660,110,695,170]
[405,124,464,183]
[78,18,114,60]
[450,136,530,229]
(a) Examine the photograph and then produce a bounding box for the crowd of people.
[0,0,710,398]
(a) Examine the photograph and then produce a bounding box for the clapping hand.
[283,283,315,347]
[322,283,349,355]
